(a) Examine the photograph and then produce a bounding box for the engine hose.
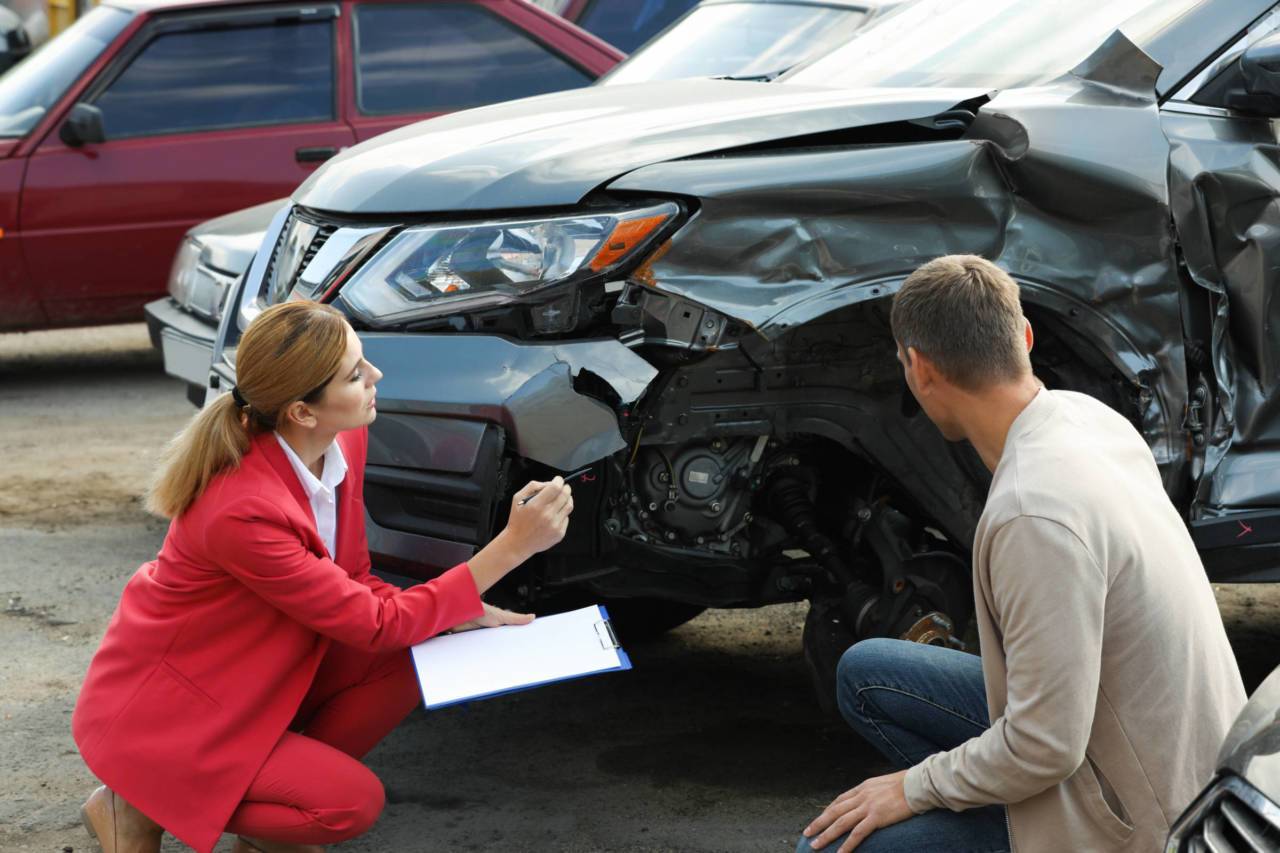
[767,475,856,586]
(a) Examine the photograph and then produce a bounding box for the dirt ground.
[2,324,1278,853]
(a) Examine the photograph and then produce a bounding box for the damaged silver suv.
[211,0,1280,711]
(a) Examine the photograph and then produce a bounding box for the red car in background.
[0,0,621,332]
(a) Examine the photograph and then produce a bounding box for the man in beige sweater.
[799,255,1246,853]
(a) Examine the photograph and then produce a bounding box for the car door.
[1160,7,1280,555]
[21,3,355,326]
[346,0,610,144]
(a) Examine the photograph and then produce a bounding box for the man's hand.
[803,769,914,852]
[449,602,535,633]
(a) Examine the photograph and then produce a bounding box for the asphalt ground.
[2,323,1278,852]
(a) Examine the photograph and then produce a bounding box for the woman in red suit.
[73,301,573,853]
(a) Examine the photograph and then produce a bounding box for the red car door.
[20,3,357,327]
[345,0,622,144]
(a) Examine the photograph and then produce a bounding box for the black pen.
[519,467,592,505]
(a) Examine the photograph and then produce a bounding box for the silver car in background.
[146,200,283,405]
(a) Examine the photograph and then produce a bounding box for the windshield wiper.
[716,68,790,83]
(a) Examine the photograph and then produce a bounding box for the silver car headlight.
[339,202,678,327]
[167,237,235,323]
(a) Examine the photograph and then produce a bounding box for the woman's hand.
[450,602,535,633]
[502,477,574,559]
[465,477,574,594]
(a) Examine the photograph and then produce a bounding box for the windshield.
[577,0,700,53]
[0,6,130,138]
[601,2,870,85]
[786,0,1203,90]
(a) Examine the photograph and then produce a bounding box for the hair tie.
[231,387,248,408]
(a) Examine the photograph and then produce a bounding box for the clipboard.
[410,604,632,710]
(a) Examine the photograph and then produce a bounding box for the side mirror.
[1229,32,1280,116]
[59,103,105,147]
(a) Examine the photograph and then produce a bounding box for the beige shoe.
[79,785,163,853]
[232,836,325,853]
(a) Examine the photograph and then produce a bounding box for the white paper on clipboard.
[410,604,631,710]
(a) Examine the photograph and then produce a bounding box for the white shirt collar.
[274,433,348,501]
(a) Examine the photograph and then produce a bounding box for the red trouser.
[224,642,420,843]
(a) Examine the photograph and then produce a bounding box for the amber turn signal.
[588,212,672,272]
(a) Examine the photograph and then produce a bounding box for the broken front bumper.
[369,333,657,578]
[217,331,656,580]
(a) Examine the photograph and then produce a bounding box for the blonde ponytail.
[146,301,348,519]
[146,391,251,518]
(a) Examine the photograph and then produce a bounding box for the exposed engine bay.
[608,432,969,636]
[607,430,972,697]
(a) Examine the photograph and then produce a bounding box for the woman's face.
[310,324,383,431]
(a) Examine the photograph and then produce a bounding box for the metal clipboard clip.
[594,619,620,651]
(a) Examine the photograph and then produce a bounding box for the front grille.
[261,209,293,299]
[264,208,338,305]
[1167,774,1280,852]
[261,207,390,306]
[300,222,338,274]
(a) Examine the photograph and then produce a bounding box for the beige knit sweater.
[903,388,1245,852]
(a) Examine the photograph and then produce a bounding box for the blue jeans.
[797,638,1010,853]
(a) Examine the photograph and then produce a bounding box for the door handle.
[296,146,338,164]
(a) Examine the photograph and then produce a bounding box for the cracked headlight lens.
[340,202,677,327]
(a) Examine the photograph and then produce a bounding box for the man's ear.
[1024,318,1034,355]
[281,400,317,430]
[907,346,938,395]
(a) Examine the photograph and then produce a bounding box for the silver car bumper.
[144,297,217,391]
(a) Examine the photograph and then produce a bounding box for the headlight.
[167,238,202,307]
[339,202,678,327]
[167,237,235,323]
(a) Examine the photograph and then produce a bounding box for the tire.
[802,598,857,718]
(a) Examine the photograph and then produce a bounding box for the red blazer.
[72,427,483,853]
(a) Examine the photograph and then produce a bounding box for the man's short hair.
[890,255,1030,390]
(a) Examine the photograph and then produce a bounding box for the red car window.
[353,3,592,115]
[93,17,336,138]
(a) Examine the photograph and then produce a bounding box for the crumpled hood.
[293,79,986,215]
